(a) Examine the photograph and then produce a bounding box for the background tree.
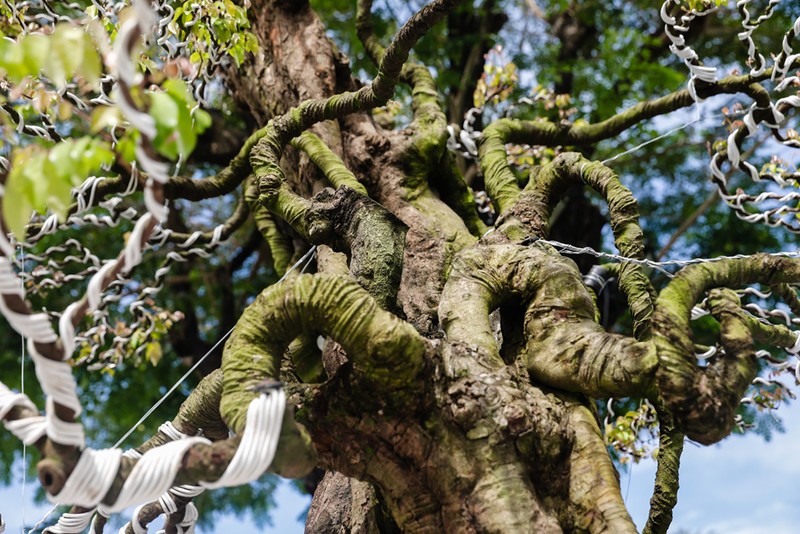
[0,0,800,532]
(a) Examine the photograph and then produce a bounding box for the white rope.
[0,382,36,421]
[201,390,285,489]
[0,256,87,445]
[19,240,29,531]
[159,421,192,441]
[104,437,208,513]
[159,502,198,534]
[43,388,284,516]
[0,383,46,445]
[735,0,779,76]
[4,416,47,446]
[532,237,800,278]
[661,0,718,102]
[0,3,265,530]
[49,448,123,507]
[786,332,800,355]
[41,511,95,534]
[41,398,84,447]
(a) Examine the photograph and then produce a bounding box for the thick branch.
[440,243,657,396]
[307,186,407,311]
[567,405,638,533]
[249,0,465,222]
[220,273,427,433]
[653,256,800,444]
[497,152,654,338]
[291,131,368,195]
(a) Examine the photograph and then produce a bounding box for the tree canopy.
[0,0,799,532]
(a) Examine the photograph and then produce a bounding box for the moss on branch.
[220,273,427,433]
[522,241,657,397]
[244,176,294,274]
[307,186,407,310]
[477,120,523,214]
[567,405,638,533]
[440,243,657,396]
[771,283,800,316]
[643,406,684,534]
[356,0,386,67]
[291,131,368,195]
[653,256,800,444]
[498,152,654,339]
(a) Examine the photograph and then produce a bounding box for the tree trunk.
[225,2,636,532]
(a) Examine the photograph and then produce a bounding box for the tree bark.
[224,3,637,532]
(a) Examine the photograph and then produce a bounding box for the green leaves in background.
[147,79,212,161]
[170,0,258,67]
[0,23,101,88]
[3,137,114,238]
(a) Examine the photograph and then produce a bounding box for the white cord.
[20,242,28,531]
[200,391,285,489]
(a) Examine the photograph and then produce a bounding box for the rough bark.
[10,2,800,533]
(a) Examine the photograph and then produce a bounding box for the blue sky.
[625,400,800,533]
[2,401,799,533]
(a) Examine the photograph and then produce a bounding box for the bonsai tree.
[0,0,799,532]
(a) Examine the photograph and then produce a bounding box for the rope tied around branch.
[42,388,284,516]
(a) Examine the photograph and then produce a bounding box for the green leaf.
[42,155,74,220]
[193,108,212,132]
[149,91,182,160]
[3,147,39,239]
[20,34,48,78]
[145,341,163,366]
[43,25,82,86]
[2,138,113,237]
[79,31,102,88]
[115,131,139,163]
[0,38,27,83]
[90,106,123,133]
[162,78,194,104]
[148,80,207,160]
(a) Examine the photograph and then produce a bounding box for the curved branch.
[307,186,407,310]
[771,283,800,316]
[220,273,427,433]
[356,0,385,66]
[503,152,654,339]
[653,256,800,444]
[482,72,773,153]
[521,243,657,397]
[249,0,465,217]
[357,0,480,230]
[434,152,488,237]
[243,176,294,275]
[440,243,657,396]
[291,131,368,195]
[477,119,522,214]
[642,405,684,534]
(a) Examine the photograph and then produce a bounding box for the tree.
[0,0,799,532]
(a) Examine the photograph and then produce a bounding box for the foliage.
[1,0,800,531]
[0,23,101,87]
[3,138,113,237]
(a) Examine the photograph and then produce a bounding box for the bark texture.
[13,2,800,533]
